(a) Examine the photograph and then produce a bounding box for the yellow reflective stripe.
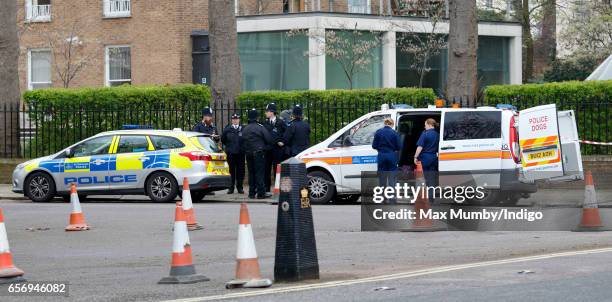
[108,136,119,154]
[146,136,155,151]
[115,153,144,170]
[169,153,192,169]
[64,157,91,172]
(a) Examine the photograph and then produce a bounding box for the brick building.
[18,0,523,95]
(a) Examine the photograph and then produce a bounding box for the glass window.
[150,135,185,150]
[71,136,113,157]
[342,114,390,146]
[117,136,148,153]
[396,33,448,95]
[106,46,131,86]
[443,111,501,141]
[193,136,221,153]
[477,36,509,87]
[326,30,382,89]
[29,49,52,89]
[238,31,309,91]
[348,0,370,13]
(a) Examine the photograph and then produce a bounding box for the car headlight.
[15,162,28,170]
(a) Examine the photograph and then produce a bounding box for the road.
[1,199,612,301]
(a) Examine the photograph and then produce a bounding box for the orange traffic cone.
[181,178,203,231]
[573,171,607,232]
[159,202,209,284]
[226,203,272,289]
[403,163,446,232]
[0,208,26,284]
[65,184,90,231]
[273,164,281,196]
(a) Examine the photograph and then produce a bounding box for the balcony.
[104,0,131,18]
[26,4,51,22]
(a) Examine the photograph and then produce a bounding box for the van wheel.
[25,172,56,203]
[307,170,336,204]
[146,172,178,202]
[469,189,501,206]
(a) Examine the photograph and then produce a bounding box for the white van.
[296,104,583,204]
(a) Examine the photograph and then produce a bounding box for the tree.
[559,1,611,60]
[290,24,383,90]
[0,0,21,157]
[394,0,447,88]
[446,0,478,106]
[533,0,556,75]
[208,0,241,124]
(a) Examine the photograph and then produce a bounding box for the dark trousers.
[246,151,266,197]
[264,150,282,192]
[420,152,439,203]
[377,152,398,204]
[227,153,245,190]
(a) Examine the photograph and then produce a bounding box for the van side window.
[346,115,390,146]
[443,111,501,140]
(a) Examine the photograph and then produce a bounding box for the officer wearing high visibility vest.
[283,105,310,157]
[372,118,401,202]
[242,108,274,199]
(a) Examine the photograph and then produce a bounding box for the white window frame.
[105,45,132,87]
[25,0,51,22]
[348,0,371,14]
[103,0,131,18]
[27,48,52,90]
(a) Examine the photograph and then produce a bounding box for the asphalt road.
[1,200,612,301]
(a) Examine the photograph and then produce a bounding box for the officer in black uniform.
[263,103,287,193]
[193,107,219,141]
[221,113,245,194]
[283,104,311,157]
[241,108,274,199]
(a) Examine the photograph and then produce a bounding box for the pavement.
[1,199,612,301]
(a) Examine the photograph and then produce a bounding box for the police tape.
[579,140,612,146]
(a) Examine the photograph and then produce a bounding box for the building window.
[348,0,370,14]
[105,46,131,87]
[28,49,52,90]
[103,0,131,18]
[326,30,382,90]
[25,0,51,22]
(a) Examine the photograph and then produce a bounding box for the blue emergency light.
[122,124,154,130]
[496,104,517,111]
[391,104,414,109]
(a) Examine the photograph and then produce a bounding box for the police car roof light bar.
[122,124,154,130]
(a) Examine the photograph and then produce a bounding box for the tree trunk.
[534,0,556,74]
[209,0,241,128]
[521,0,533,82]
[446,0,478,107]
[0,0,21,157]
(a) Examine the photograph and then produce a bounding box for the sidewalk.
[0,184,276,203]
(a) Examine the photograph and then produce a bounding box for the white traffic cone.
[181,178,203,231]
[0,208,26,284]
[65,183,89,231]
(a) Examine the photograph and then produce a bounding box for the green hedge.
[484,81,612,155]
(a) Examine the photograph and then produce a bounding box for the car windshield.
[194,136,221,153]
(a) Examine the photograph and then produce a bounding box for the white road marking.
[162,247,612,302]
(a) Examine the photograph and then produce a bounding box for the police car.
[297,103,583,205]
[12,128,230,202]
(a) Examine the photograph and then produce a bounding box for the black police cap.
[266,103,277,113]
[292,104,303,117]
[248,108,258,120]
[202,107,213,117]
[231,113,240,119]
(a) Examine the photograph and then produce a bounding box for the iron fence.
[0,96,610,159]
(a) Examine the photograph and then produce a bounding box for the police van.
[297,104,583,204]
[12,128,230,202]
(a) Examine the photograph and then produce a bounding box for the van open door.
[518,104,584,182]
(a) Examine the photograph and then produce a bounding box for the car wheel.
[307,170,336,204]
[25,172,56,202]
[146,172,179,202]
[468,189,501,206]
[333,194,360,204]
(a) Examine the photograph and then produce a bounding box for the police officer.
[221,113,245,194]
[372,118,401,202]
[193,107,219,141]
[283,104,310,157]
[263,103,287,193]
[414,118,440,203]
[242,108,274,199]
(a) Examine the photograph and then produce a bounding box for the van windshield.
[193,136,222,153]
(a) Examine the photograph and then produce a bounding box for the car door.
[60,135,114,192]
[438,110,503,189]
[339,114,390,191]
[110,135,153,190]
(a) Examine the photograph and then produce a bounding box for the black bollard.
[274,157,319,282]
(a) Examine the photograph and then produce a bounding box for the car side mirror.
[64,148,73,158]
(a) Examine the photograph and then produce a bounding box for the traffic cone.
[403,163,446,232]
[226,203,272,289]
[159,202,209,284]
[181,178,203,231]
[573,171,607,232]
[65,183,90,231]
[273,164,281,196]
[0,208,26,284]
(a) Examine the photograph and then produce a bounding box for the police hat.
[247,108,258,121]
[265,103,277,113]
[231,113,240,119]
[202,107,213,117]
[292,104,303,117]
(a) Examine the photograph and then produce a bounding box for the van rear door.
[517,104,583,181]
